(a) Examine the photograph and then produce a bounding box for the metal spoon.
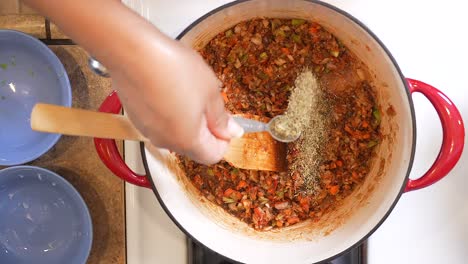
[88,57,110,78]
[233,116,300,143]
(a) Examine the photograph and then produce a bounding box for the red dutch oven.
[94,1,465,263]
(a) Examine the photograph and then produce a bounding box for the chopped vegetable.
[259,52,268,60]
[271,19,281,30]
[291,19,305,26]
[225,29,233,37]
[274,201,289,210]
[274,58,287,66]
[330,50,340,57]
[259,196,269,205]
[367,140,379,148]
[241,53,249,62]
[291,34,301,43]
[372,107,381,125]
[329,185,339,195]
[287,216,300,224]
[281,47,290,55]
[236,180,248,190]
[274,29,286,38]
[276,190,284,199]
[352,172,359,180]
[224,188,234,197]
[258,72,269,80]
[309,26,318,34]
[206,168,214,176]
[223,197,235,203]
[251,36,262,45]
[234,58,242,69]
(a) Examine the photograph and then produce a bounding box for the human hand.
[110,37,244,164]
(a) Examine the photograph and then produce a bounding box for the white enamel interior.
[143,1,415,263]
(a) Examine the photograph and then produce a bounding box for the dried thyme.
[270,69,317,140]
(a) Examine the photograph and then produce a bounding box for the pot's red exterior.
[94,91,151,188]
[94,79,465,192]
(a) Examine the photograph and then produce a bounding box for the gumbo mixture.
[178,18,381,230]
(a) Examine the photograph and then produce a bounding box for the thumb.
[186,116,230,165]
[205,93,244,140]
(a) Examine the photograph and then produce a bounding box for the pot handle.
[405,78,465,192]
[94,91,152,188]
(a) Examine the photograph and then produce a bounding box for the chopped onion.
[274,201,290,210]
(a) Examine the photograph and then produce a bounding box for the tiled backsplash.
[0,0,37,14]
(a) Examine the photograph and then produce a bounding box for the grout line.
[45,19,51,39]
[39,39,75,45]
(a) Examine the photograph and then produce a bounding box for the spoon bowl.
[232,115,300,143]
[267,115,301,143]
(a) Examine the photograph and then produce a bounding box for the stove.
[188,239,365,264]
[122,1,468,264]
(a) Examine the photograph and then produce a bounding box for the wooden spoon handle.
[31,103,148,142]
[31,104,285,172]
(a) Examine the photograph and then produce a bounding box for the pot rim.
[140,0,416,263]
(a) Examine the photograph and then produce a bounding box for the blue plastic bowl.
[0,166,92,264]
[0,30,72,165]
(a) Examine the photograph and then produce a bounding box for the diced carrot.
[287,216,300,224]
[299,196,310,212]
[309,26,318,34]
[193,175,203,188]
[267,179,278,194]
[249,187,258,200]
[329,185,339,195]
[298,196,308,207]
[352,172,359,180]
[265,66,273,77]
[336,160,343,167]
[224,188,234,197]
[362,120,369,128]
[221,91,228,103]
[361,133,370,139]
[276,220,284,227]
[236,180,248,190]
[254,207,265,218]
[344,125,354,135]
[281,47,290,55]
[248,54,257,64]
[233,191,243,201]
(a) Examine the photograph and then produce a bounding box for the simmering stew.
[178,18,381,230]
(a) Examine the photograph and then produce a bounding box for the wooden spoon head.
[224,131,287,172]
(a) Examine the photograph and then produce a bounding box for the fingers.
[205,92,244,140]
[185,116,230,165]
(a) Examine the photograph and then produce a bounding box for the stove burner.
[188,239,365,264]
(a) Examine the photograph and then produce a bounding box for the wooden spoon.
[31,103,287,172]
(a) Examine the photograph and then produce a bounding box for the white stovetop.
[123,1,468,263]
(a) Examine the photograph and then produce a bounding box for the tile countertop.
[0,14,126,264]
